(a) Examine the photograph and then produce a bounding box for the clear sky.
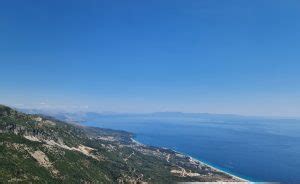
[0,0,300,116]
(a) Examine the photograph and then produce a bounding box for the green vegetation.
[0,105,238,183]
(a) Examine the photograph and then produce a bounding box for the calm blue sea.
[82,117,300,183]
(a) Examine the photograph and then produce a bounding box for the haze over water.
[83,116,300,183]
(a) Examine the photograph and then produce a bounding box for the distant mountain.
[19,108,273,124]
[1,105,240,183]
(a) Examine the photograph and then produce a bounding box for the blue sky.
[0,0,300,116]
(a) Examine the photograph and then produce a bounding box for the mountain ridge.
[1,104,242,183]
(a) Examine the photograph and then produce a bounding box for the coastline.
[187,155,250,182]
[131,137,250,183]
[84,121,251,182]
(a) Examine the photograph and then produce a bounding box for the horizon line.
[9,104,300,120]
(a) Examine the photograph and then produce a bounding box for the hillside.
[0,105,242,183]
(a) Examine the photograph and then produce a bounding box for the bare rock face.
[29,150,60,176]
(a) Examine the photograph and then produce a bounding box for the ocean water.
[82,117,300,183]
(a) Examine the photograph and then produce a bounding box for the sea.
[82,116,300,183]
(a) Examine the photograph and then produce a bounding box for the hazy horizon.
[5,103,299,119]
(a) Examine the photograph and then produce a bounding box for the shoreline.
[84,122,251,182]
[187,154,250,182]
[131,137,250,183]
